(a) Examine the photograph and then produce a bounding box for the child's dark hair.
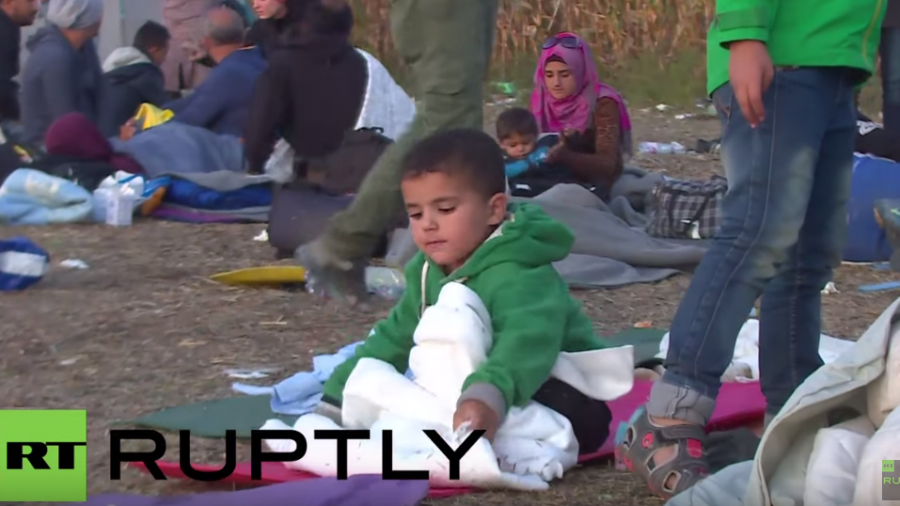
[496,107,538,140]
[133,21,171,57]
[401,129,507,198]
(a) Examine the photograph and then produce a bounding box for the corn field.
[351,0,715,69]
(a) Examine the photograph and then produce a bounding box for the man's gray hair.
[204,7,245,46]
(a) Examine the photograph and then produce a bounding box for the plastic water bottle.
[365,266,406,300]
[303,265,406,301]
[639,141,686,154]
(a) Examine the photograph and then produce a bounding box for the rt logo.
[0,410,87,502]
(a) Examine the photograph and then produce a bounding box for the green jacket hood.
[446,202,573,280]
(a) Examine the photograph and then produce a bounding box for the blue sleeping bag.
[163,178,272,211]
[843,153,900,262]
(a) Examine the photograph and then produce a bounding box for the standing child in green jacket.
[314,128,613,453]
[618,0,886,499]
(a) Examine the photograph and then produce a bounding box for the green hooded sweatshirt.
[322,202,608,420]
[707,0,886,95]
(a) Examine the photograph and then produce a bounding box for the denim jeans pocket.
[712,84,735,128]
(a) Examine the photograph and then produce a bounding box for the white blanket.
[656,319,856,381]
[665,296,900,506]
[259,282,635,490]
[353,49,416,141]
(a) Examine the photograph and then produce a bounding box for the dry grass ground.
[2,110,898,506]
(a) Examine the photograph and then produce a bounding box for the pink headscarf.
[530,32,632,154]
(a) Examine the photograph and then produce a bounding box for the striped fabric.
[0,236,49,291]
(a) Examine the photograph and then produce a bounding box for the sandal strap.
[656,423,707,442]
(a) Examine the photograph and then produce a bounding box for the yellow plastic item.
[139,187,167,216]
[134,103,175,131]
[210,266,307,286]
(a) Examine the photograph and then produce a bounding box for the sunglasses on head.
[542,34,582,50]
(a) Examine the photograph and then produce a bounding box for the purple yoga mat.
[84,474,429,506]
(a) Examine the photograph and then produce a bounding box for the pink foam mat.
[131,380,765,498]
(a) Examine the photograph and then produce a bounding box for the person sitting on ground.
[246,0,288,58]
[530,32,633,200]
[160,0,217,97]
[243,0,361,173]
[165,6,266,137]
[219,0,254,27]
[496,107,592,198]
[313,128,614,453]
[20,0,104,145]
[0,0,39,123]
[98,21,172,137]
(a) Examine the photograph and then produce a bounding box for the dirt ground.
[3,109,899,506]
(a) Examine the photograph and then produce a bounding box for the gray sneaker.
[295,239,369,308]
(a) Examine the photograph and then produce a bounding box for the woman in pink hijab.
[529,32,633,190]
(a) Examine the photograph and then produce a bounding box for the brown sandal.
[616,406,709,499]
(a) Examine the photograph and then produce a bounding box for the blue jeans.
[647,68,857,424]
[881,28,900,132]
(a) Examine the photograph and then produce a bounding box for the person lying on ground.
[45,112,246,178]
[165,6,266,137]
[293,0,498,307]
[19,0,104,146]
[313,128,614,452]
[617,0,884,499]
[529,32,633,201]
[497,107,606,199]
[0,0,39,123]
[243,0,361,174]
[98,21,172,137]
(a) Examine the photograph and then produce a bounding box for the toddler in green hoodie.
[315,128,613,452]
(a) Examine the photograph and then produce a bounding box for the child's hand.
[562,128,579,139]
[453,400,500,441]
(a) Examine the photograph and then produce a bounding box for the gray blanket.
[109,122,247,178]
[530,179,706,288]
[386,167,707,288]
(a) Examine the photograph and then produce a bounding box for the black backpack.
[302,127,393,196]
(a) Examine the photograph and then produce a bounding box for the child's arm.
[457,265,571,424]
[714,0,771,46]
[321,256,426,404]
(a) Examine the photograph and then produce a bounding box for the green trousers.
[322,0,499,260]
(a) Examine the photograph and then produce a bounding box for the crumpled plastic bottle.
[304,266,406,301]
[364,266,406,300]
